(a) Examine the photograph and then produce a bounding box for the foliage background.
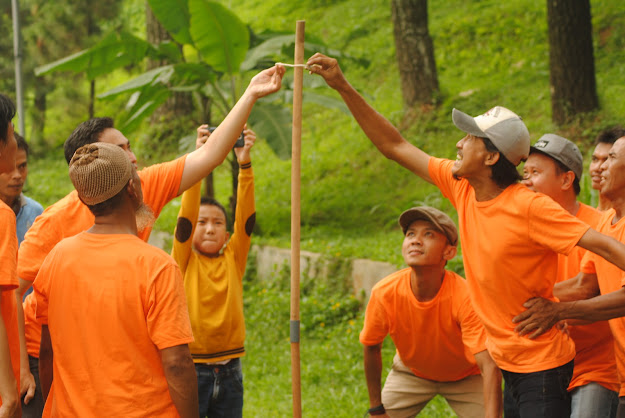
[12,0,625,415]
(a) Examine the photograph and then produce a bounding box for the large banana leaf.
[188,0,249,74]
[35,32,159,80]
[248,102,292,160]
[98,63,216,100]
[119,88,171,133]
[147,0,192,45]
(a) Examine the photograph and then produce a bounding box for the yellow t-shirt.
[172,164,255,362]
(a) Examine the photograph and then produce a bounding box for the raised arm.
[306,53,433,183]
[177,65,285,195]
[229,127,256,274]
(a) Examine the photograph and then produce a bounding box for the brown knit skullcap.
[69,142,133,205]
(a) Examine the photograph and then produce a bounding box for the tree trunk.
[547,0,598,125]
[30,83,46,149]
[391,0,439,108]
[145,2,194,125]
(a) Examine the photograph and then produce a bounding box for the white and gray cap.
[452,106,530,166]
[530,134,583,180]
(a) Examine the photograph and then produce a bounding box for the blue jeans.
[570,382,617,418]
[502,360,573,418]
[196,358,243,418]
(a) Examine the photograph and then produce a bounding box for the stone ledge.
[148,231,398,300]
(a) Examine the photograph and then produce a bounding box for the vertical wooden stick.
[290,20,305,418]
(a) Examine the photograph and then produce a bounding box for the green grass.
[241,264,457,416]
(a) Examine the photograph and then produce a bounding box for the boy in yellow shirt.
[172,126,256,418]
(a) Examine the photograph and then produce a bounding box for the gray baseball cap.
[398,206,458,246]
[530,134,583,180]
[452,106,530,166]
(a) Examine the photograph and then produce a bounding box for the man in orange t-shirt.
[307,53,625,417]
[515,136,625,416]
[360,207,501,418]
[34,142,198,417]
[522,134,618,417]
[15,65,285,400]
[0,94,20,418]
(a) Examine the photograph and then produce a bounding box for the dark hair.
[595,127,625,146]
[14,132,29,156]
[200,197,228,225]
[481,137,522,188]
[64,117,114,164]
[0,94,16,144]
[84,187,126,217]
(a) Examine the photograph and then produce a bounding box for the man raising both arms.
[307,53,625,417]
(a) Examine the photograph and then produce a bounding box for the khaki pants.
[382,354,485,418]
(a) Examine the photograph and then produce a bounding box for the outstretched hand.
[306,53,348,90]
[512,297,562,339]
[246,65,286,99]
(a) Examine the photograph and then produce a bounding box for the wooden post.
[290,20,305,418]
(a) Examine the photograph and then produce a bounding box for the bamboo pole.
[290,20,305,418]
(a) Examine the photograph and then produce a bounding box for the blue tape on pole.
[290,320,300,343]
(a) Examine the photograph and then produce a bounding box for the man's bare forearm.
[160,345,198,418]
[474,350,502,418]
[363,344,384,408]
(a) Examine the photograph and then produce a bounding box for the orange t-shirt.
[557,202,618,393]
[0,201,20,408]
[18,156,186,282]
[429,158,589,373]
[580,209,625,396]
[23,292,39,357]
[33,232,194,417]
[360,268,486,382]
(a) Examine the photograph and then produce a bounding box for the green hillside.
[28,0,625,268]
[205,0,625,266]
